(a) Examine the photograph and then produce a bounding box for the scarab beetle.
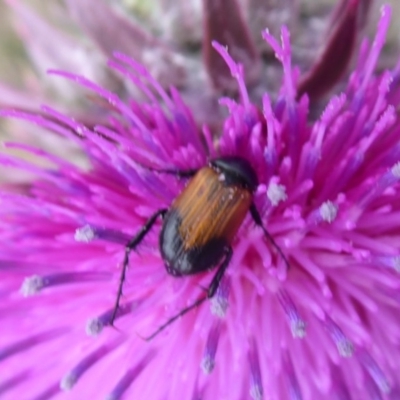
[110,156,289,339]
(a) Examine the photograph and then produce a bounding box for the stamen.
[200,355,215,376]
[191,382,206,400]
[250,385,263,400]
[371,255,400,273]
[277,290,306,338]
[267,182,287,206]
[391,256,400,273]
[86,317,106,337]
[113,52,175,109]
[60,373,76,391]
[105,352,155,400]
[356,161,400,211]
[60,341,121,390]
[262,27,296,103]
[47,69,154,138]
[21,275,44,296]
[85,302,133,336]
[284,352,302,400]
[210,41,254,106]
[365,374,383,400]
[324,317,354,357]
[201,322,221,374]
[75,225,96,242]
[20,272,111,297]
[75,224,130,245]
[330,365,351,400]
[249,340,263,400]
[0,371,29,393]
[319,201,338,223]
[357,5,392,95]
[0,329,66,361]
[210,277,230,318]
[307,201,338,225]
[391,161,400,178]
[31,383,60,400]
[357,350,391,394]
[262,95,278,171]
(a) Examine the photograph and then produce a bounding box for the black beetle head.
[210,156,258,192]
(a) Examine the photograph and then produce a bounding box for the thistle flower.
[2,3,400,400]
[0,0,379,177]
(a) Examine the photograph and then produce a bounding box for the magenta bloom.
[2,5,400,400]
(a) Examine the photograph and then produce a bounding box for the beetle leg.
[110,208,168,326]
[206,246,233,298]
[141,247,232,341]
[250,203,290,271]
[140,296,207,341]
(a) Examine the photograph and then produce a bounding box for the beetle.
[110,156,289,339]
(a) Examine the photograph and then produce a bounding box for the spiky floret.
[1,5,400,400]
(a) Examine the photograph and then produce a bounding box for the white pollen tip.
[20,275,44,296]
[381,381,391,394]
[250,384,263,400]
[391,162,400,178]
[210,297,228,318]
[267,182,287,206]
[201,355,215,374]
[319,201,338,223]
[291,320,307,339]
[394,257,400,273]
[60,373,76,391]
[75,225,96,243]
[85,318,104,336]
[337,340,354,358]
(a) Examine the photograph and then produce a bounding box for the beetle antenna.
[140,296,208,341]
[133,161,198,178]
[250,204,290,271]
